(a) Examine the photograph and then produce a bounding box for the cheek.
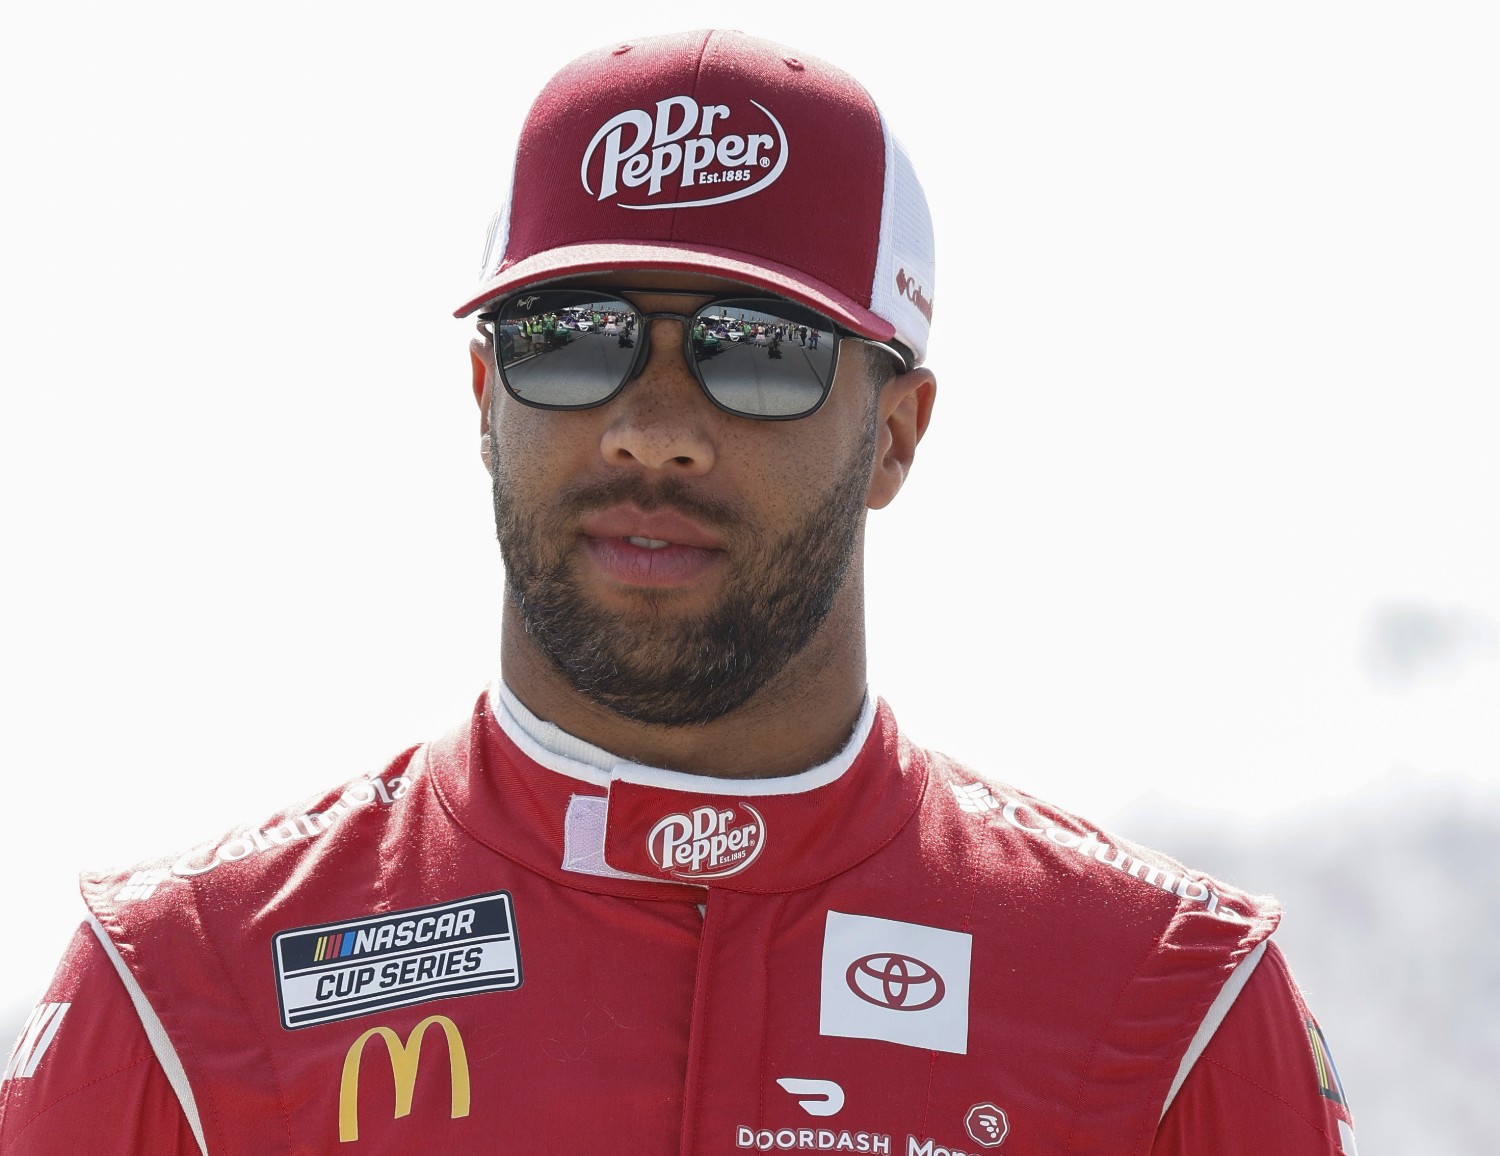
[492,403,588,489]
[730,422,867,527]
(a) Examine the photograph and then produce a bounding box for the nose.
[598,317,717,475]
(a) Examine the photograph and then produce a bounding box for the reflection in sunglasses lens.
[498,294,639,408]
[494,292,836,417]
[692,303,834,417]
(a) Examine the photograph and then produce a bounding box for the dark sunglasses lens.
[691,300,837,417]
[494,292,639,408]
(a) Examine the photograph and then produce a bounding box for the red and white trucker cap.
[454,30,936,365]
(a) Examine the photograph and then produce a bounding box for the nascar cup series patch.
[272,892,521,1030]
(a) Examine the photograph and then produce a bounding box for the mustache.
[557,474,745,532]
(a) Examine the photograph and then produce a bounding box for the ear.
[470,337,495,472]
[470,338,493,431]
[866,367,937,510]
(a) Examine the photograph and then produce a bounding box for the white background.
[3,3,1497,1145]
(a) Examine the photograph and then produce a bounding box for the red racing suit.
[1,691,1357,1155]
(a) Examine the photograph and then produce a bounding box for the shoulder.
[0,924,201,1155]
[914,746,1280,933]
[891,741,1292,1149]
[58,733,454,1148]
[81,740,432,955]
[1155,941,1358,1154]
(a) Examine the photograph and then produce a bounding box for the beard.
[492,420,876,728]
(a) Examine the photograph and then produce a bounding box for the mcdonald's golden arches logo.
[338,1014,471,1143]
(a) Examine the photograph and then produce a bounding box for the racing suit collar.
[489,679,877,787]
[430,684,926,897]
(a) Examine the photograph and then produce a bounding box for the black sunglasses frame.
[477,287,910,422]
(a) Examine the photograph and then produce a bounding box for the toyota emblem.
[845,953,946,1011]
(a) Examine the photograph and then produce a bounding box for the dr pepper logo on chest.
[648,803,766,880]
[581,95,789,209]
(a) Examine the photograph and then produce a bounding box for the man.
[0,30,1356,1156]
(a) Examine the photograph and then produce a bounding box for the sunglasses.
[477,288,910,420]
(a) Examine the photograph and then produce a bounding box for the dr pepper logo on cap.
[647,803,766,880]
[581,95,789,210]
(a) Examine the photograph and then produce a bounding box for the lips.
[580,505,726,550]
[580,504,726,588]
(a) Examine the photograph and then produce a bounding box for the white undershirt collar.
[488,679,876,794]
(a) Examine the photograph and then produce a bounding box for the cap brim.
[453,240,897,345]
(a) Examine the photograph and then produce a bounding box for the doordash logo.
[647,803,766,880]
[581,95,789,209]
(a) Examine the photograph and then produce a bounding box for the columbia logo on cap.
[895,269,933,322]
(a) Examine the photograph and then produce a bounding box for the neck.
[499,580,869,779]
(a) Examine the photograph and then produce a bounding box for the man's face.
[479,274,887,727]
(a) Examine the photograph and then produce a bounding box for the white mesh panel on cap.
[478,208,507,283]
[870,128,936,364]
[476,146,519,290]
